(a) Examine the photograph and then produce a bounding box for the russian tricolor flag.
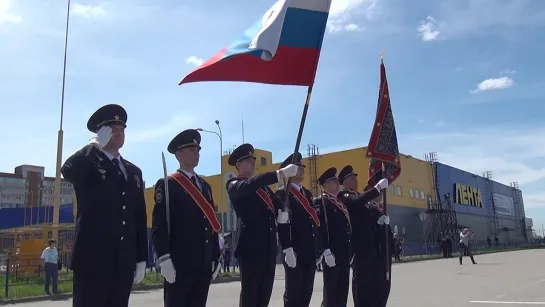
[180,0,331,86]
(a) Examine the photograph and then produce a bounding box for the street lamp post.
[196,121,226,241]
[52,0,73,240]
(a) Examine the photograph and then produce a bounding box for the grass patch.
[0,269,240,300]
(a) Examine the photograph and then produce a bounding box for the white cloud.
[417,16,440,41]
[0,0,22,24]
[327,0,377,34]
[471,76,514,93]
[185,56,204,67]
[71,3,107,19]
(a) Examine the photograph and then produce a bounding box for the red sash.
[170,172,221,233]
[256,188,275,213]
[323,192,351,225]
[289,186,320,226]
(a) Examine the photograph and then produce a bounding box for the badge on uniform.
[134,175,141,188]
[98,169,106,181]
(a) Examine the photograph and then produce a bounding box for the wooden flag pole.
[380,51,391,281]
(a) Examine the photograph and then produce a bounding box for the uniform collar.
[179,169,197,179]
[102,150,121,161]
[291,182,302,190]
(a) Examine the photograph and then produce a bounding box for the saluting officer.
[152,129,222,307]
[275,152,321,307]
[313,167,351,307]
[336,165,389,307]
[226,143,298,307]
[61,104,148,307]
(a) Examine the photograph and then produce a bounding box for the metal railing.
[1,241,542,300]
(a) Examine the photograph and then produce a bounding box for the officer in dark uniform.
[152,129,222,307]
[226,143,298,307]
[275,152,321,307]
[336,165,390,307]
[313,167,351,307]
[61,104,148,307]
[373,204,394,307]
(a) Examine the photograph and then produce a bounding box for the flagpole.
[380,51,391,281]
[281,85,313,211]
[52,0,72,240]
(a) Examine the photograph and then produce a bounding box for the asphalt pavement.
[11,249,545,306]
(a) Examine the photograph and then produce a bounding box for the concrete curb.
[0,276,241,305]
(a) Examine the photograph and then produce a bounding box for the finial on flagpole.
[380,51,384,63]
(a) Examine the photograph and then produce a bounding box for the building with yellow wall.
[144,145,435,242]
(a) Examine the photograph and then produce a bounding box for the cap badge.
[193,139,198,144]
[114,115,119,120]
[249,150,254,155]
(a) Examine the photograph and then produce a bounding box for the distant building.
[0,165,75,209]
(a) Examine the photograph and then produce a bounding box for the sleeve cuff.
[158,254,171,263]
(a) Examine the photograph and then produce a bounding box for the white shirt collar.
[180,169,197,179]
[291,182,302,190]
[102,150,121,161]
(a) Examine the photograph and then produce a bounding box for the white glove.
[374,178,389,191]
[323,249,336,267]
[284,247,297,268]
[277,164,299,181]
[89,126,112,149]
[377,215,390,225]
[277,209,289,224]
[160,258,176,284]
[133,261,146,284]
[212,259,221,280]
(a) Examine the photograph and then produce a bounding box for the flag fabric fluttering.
[367,60,401,189]
[179,0,331,86]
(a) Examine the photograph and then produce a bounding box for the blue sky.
[1,0,544,231]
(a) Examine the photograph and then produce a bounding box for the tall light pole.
[52,0,72,240]
[196,121,225,240]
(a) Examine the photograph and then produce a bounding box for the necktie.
[191,176,200,191]
[112,158,126,182]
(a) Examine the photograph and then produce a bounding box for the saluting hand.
[89,126,112,149]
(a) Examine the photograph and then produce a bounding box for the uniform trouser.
[322,256,350,307]
[374,257,392,307]
[164,269,212,307]
[352,252,391,307]
[73,269,134,307]
[283,260,316,307]
[239,256,276,307]
[352,252,376,307]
